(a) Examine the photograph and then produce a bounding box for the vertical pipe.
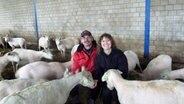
[144,0,151,59]
[33,0,39,43]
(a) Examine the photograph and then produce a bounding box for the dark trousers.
[101,87,120,104]
[70,84,100,103]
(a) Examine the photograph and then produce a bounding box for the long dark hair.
[98,33,117,53]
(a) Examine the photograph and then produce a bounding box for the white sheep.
[0,37,5,48]
[38,36,50,51]
[0,67,96,104]
[102,69,184,104]
[15,61,72,80]
[0,52,20,80]
[4,35,26,49]
[12,48,53,70]
[55,37,79,57]
[71,44,79,60]
[130,54,172,80]
[124,50,142,72]
[0,79,46,100]
[160,68,184,80]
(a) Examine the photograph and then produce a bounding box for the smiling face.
[101,37,112,51]
[80,35,93,49]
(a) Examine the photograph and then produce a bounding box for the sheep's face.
[4,36,10,42]
[102,70,114,90]
[42,51,53,60]
[7,52,20,63]
[79,67,95,89]
[160,72,169,79]
[102,69,123,90]
[55,38,61,45]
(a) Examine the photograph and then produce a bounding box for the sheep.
[0,67,96,104]
[0,52,20,80]
[15,61,72,80]
[0,79,46,100]
[55,37,79,57]
[4,35,26,49]
[130,54,172,80]
[124,50,142,72]
[38,36,50,51]
[12,48,53,70]
[102,69,184,104]
[160,68,184,80]
[71,44,79,60]
[0,36,5,48]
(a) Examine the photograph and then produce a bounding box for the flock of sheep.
[0,35,184,104]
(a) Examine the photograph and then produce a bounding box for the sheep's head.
[6,52,20,63]
[55,38,61,45]
[79,66,97,89]
[160,71,169,79]
[4,35,10,42]
[102,69,122,90]
[55,38,65,53]
[42,50,53,60]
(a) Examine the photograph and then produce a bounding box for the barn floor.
[0,44,184,104]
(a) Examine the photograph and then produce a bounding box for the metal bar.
[33,0,39,43]
[144,0,151,59]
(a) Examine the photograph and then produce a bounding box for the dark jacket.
[94,48,128,86]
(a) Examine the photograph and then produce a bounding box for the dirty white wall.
[0,0,183,63]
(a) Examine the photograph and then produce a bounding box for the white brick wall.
[150,0,184,62]
[0,0,183,62]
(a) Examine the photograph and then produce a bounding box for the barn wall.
[150,0,184,62]
[0,0,35,41]
[0,0,183,63]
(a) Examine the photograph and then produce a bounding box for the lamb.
[0,79,46,100]
[55,37,79,57]
[12,48,53,70]
[4,35,26,49]
[38,36,50,51]
[124,50,142,72]
[102,69,184,104]
[15,61,72,80]
[0,52,20,80]
[0,67,96,104]
[130,54,172,80]
[160,68,184,80]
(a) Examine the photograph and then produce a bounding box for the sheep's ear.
[6,52,11,55]
[8,52,16,55]
[101,72,109,82]
[117,70,123,74]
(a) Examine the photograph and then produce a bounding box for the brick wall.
[0,0,183,63]
[150,0,184,62]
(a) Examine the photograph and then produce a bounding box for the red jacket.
[71,48,97,74]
